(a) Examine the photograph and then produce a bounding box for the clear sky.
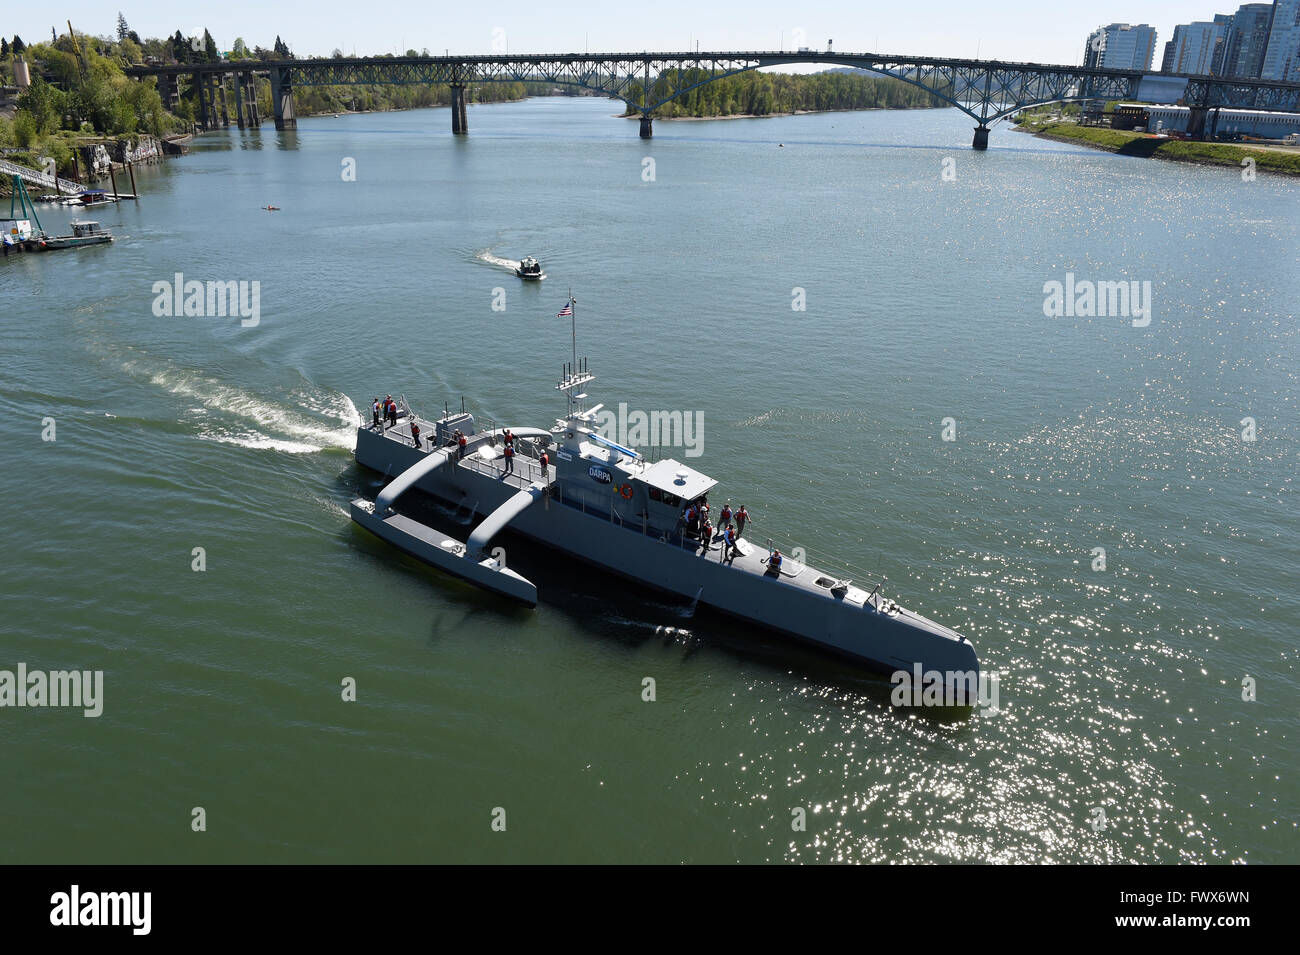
[4,1,1246,64]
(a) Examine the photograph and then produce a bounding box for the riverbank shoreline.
[623,105,934,122]
[1014,121,1300,177]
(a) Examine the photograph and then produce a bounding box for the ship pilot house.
[552,362,716,537]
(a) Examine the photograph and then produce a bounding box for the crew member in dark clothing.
[723,524,739,562]
[411,421,421,449]
[699,520,713,555]
[503,443,515,474]
[735,505,750,539]
[372,398,381,429]
[539,450,550,476]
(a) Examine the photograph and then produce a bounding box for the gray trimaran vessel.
[351,296,978,676]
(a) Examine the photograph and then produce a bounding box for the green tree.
[13,110,37,146]
[117,13,130,42]
[17,76,64,134]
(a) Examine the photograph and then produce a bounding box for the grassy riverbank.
[1015,119,1300,176]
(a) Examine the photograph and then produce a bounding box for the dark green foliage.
[624,68,944,118]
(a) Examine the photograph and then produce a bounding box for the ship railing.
[552,481,700,552]
[455,443,552,489]
[752,531,888,598]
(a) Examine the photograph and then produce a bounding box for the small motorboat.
[75,190,116,207]
[515,255,546,281]
[262,205,280,211]
[36,220,114,250]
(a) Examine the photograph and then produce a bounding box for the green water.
[2,98,1296,863]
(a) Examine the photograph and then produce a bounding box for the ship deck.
[363,415,964,642]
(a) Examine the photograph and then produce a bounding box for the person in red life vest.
[735,505,750,539]
[719,503,733,527]
[699,519,714,555]
[503,442,514,474]
[539,450,550,476]
[456,430,468,460]
[411,421,422,449]
[764,548,782,574]
[683,502,699,537]
[502,428,514,449]
[386,396,397,428]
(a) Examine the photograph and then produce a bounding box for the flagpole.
[569,286,576,379]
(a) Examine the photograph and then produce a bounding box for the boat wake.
[117,351,359,454]
[474,248,521,271]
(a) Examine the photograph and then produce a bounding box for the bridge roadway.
[125,50,1300,149]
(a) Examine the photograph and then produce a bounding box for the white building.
[1084,23,1160,71]
[1164,21,1232,74]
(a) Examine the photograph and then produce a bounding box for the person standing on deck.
[411,421,421,449]
[723,523,738,563]
[539,450,550,477]
[719,503,733,528]
[503,442,515,475]
[387,397,398,428]
[372,398,381,430]
[456,430,467,460]
[699,519,713,556]
[735,505,750,539]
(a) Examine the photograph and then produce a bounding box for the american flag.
[557,300,573,317]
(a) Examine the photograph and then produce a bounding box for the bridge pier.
[639,114,653,139]
[233,74,245,129]
[158,73,178,113]
[972,124,990,150]
[450,84,467,134]
[247,75,261,128]
[270,67,297,130]
[218,76,230,127]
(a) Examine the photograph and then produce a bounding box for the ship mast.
[556,290,593,420]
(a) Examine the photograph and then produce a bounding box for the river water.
[2,97,1296,863]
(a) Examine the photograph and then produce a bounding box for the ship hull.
[354,426,978,677]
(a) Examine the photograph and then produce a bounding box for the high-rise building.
[1223,4,1277,78]
[1262,0,1300,80]
[1083,23,1160,71]
[1161,40,1177,73]
[1163,19,1233,74]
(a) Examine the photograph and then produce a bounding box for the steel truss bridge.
[126,51,1300,149]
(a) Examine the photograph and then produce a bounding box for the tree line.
[625,68,945,118]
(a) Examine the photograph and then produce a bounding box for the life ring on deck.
[619,484,633,500]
